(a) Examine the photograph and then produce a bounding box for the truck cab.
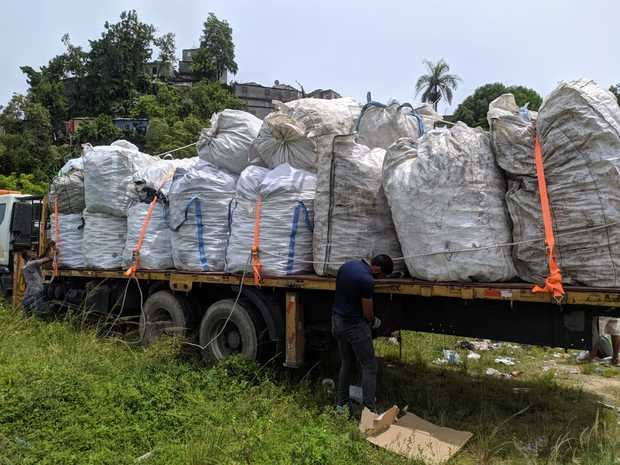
[0,192,42,295]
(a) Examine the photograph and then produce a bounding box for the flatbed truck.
[8,196,620,366]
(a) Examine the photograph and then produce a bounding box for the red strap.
[251,196,263,285]
[125,197,158,277]
[52,198,60,277]
[531,134,565,299]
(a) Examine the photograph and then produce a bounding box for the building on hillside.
[144,61,175,80]
[233,80,302,119]
[307,88,341,100]
[174,48,228,85]
[65,117,96,136]
[113,118,149,135]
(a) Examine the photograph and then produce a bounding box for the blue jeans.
[332,315,377,411]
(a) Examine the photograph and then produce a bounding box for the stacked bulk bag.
[82,211,127,269]
[383,124,516,281]
[129,157,198,202]
[168,161,238,271]
[313,135,403,276]
[49,158,85,214]
[83,140,153,217]
[226,164,316,276]
[122,202,173,270]
[197,109,263,174]
[250,97,361,172]
[356,101,427,150]
[488,80,620,286]
[51,214,84,268]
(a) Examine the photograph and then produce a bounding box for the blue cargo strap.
[191,197,209,271]
[286,201,313,274]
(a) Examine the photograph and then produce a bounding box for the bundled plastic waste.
[356,101,439,150]
[250,97,361,172]
[383,124,516,281]
[82,211,127,269]
[122,202,173,270]
[49,158,85,214]
[83,140,153,217]
[488,80,620,286]
[51,213,84,268]
[197,109,263,174]
[226,164,316,276]
[168,161,238,271]
[313,135,402,276]
[128,157,198,202]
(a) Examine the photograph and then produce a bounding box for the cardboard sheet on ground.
[360,406,472,464]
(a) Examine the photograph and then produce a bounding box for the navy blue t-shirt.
[332,260,374,321]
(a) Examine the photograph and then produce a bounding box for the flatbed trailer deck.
[20,265,618,367]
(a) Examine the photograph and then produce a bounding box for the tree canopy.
[415,59,461,110]
[192,13,238,81]
[452,83,542,129]
[0,10,243,193]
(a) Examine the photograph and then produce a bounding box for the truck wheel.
[199,298,267,362]
[140,290,191,346]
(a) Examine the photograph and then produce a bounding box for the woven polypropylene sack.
[129,157,198,202]
[250,97,361,172]
[226,164,316,276]
[82,211,127,269]
[122,202,173,270]
[383,124,516,282]
[313,135,402,276]
[489,80,620,286]
[49,158,85,214]
[168,161,237,271]
[51,213,84,268]
[83,140,153,217]
[197,109,263,174]
[356,102,428,150]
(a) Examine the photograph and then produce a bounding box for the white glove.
[371,317,382,330]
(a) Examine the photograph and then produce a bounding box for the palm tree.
[415,59,461,110]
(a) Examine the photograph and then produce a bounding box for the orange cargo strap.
[251,196,263,285]
[52,197,60,277]
[531,134,565,299]
[125,196,158,277]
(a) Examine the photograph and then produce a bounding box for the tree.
[72,115,122,147]
[192,13,238,81]
[453,83,542,129]
[610,84,620,105]
[415,59,461,110]
[188,82,245,120]
[87,10,156,114]
[153,32,176,80]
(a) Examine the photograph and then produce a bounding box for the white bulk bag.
[313,135,402,276]
[83,140,153,217]
[356,102,427,150]
[250,97,361,172]
[226,164,316,276]
[168,161,237,271]
[82,211,127,269]
[383,124,516,282]
[489,80,620,286]
[129,157,199,202]
[49,158,85,214]
[51,213,84,268]
[197,109,263,174]
[122,202,173,270]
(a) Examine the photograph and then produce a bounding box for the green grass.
[1,306,619,464]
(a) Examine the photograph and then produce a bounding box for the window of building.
[241,87,248,95]
[265,89,271,97]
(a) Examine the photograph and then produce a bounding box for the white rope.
[255,220,620,266]
[154,142,197,158]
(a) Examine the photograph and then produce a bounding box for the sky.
[1,0,619,114]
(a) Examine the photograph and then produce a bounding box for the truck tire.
[140,290,191,346]
[199,298,267,362]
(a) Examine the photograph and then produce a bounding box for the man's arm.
[361,298,374,322]
[24,257,52,268]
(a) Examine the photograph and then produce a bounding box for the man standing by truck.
[332,255,393,413]
[22,242,56,316]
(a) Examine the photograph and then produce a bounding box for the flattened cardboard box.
[360,406,472,465]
